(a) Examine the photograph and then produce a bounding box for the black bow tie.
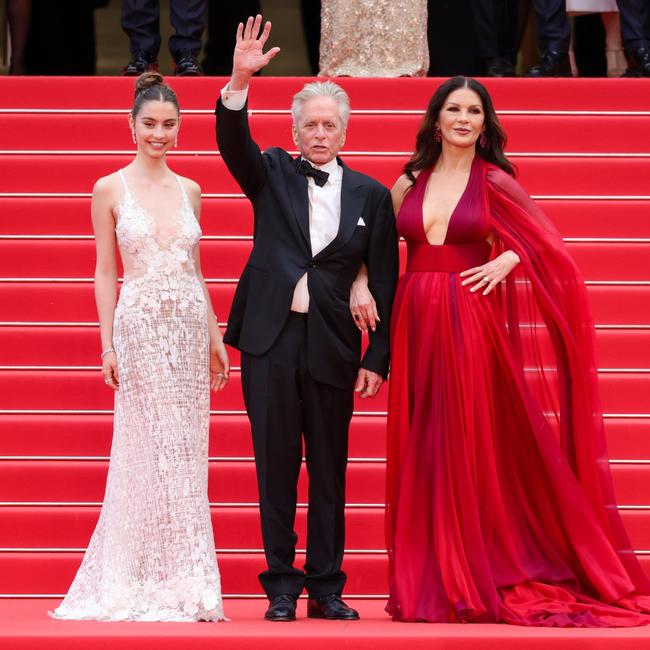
[297,159,329,187]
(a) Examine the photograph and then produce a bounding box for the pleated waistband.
[406,241,491,273]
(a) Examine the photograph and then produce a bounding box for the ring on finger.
[104,378,111,384]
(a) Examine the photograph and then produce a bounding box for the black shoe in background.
[307,594,360,620]
[123,51,158,76]
[264,594,297,622]
[485,57,516,77]
[174,51,205,76]
[525,50,572,77]
[622,46,650,77]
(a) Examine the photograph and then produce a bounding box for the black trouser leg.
[301,360,353,598]
[531,0,570,53]
[301,0,321,75]
[203,0,261,75]
[169,0,206,59]
[121,0,161,57]
[241,315,306,599]
[472,0,499,59]
[617,0,650,49]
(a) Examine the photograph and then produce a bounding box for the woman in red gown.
[352,76,650,626]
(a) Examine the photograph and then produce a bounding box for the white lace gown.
[52,169,225,622]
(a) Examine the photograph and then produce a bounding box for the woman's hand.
[350,281,379,333]
[350,264,379,332]
[460,250,520,295]
[102,352,119,391]
[210,338,230,392]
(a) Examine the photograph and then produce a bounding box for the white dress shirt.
[221,84,343,312]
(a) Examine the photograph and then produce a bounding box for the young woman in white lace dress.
[52,72,228,622]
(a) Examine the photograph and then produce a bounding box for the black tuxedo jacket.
[215,98,399,390]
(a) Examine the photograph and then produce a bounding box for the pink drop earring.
[434,126,442,143]
[131,130,136,144]
[479,132,488,148]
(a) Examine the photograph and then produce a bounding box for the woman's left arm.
[188,180,230,391]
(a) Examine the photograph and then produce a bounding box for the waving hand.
[232,15,281,87]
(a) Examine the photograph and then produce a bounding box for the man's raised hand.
[231,15,281,89]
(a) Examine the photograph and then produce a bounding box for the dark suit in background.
[617,0,650,49]
[121,0,205,60]
[531,0,571,54]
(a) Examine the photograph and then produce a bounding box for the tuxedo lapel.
[314,159,366,261]
[285,157,311,249]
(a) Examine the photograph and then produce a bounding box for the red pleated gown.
[386,155,650,626]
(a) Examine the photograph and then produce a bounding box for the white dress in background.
[319,0,429,77]
[52,170,224,622]
[566,0,618,13]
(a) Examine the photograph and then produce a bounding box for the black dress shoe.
[485,57,515,77]
[525,50,572,77]
[307,594,360,620]
[622,46,650,77]
[264,594,297,621]
[174,51,205,76]
[123,50,158,76]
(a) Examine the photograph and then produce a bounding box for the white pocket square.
[357,217,366,226]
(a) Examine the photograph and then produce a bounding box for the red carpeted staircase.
[0,76,649,648]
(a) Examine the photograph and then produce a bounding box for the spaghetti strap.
[118,169,130,194]
[174,174,189,203]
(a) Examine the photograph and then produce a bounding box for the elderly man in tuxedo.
[215,15,398,622]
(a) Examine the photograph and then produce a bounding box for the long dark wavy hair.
[404,76,515,184]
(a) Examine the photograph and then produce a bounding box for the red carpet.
[1,76,649,646]
[2,599,650,650]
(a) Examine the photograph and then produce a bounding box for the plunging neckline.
[118,168,189,248]
[420,156,476,247]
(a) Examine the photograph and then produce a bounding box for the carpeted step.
[0,413,386,458]
[0,551,390,596]
[1,551,649,597]
[2,326,649,368]
[1,155,649,195]
[2,505,649,552]
[0,414,647,460]
[0,459,649,505]
[2,282,648,324]
[2,198,649,238]
[1,239,648,282]
[0,506,384,551]
[0,369,649,414]
[2,76,649,111]
[4,113,650,153]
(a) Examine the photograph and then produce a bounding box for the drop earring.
[434,126,442,143]
[174,137,178,148]
[479,132,488,148]
[131,130,136,144]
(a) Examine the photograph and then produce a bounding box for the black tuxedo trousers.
[242,313,352,598]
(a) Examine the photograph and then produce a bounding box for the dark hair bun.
[135,71,164,97]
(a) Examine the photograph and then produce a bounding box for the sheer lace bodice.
[52,169,224,622]
[115,169,206,316]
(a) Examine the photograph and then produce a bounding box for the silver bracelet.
[101,347,115,359]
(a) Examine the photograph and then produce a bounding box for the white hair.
[291,81,351,129]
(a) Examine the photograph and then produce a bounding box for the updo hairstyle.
[131,71,180,118]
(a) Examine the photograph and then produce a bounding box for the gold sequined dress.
[319,0,429,77]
